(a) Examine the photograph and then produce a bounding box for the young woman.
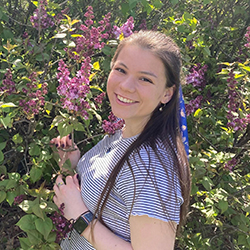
[51,30,191,250]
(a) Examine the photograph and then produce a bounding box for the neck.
[122,120,147,138]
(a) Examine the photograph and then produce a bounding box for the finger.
[59,136,68,149]
[56,174,64,184]
[53,195,60,208]
[50,136,61,148]
[50,138,59,148]
[73,173,80,188]
[65,134,73,147]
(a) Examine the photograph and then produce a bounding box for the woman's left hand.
[53,174,88,221]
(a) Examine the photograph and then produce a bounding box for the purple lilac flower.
[185,95,203,116]
[56,58,92,118]
[0,69,16,94]
[94,92,105,106]
[226,70,250,131]
[139,19,147,30]
[66,7,111,60]
[224,158,237,171]
[113,16,134,39]
[244,26,250,49]
[18,72,48,115]
[51,203,73,244]
[30,4,54,30]
[186,63,208,90]
[102,112,124,135]
[14,195,26,205]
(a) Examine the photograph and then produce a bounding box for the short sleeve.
[117,145,183,224]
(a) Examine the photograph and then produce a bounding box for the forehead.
[116,45,164,70]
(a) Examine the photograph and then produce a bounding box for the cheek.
[106,74,114,99]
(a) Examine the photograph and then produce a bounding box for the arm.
[82,215,176,250]
[53,175,176,250]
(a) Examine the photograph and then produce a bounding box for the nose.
[120,76,136,93]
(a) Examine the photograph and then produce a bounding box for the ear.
[161,86,175,104]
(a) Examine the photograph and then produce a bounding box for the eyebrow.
[116,62,158,78]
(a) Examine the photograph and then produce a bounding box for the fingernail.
[62,144,65,148]
[55,144,58,148]
[77,174,81,184]
[69,134,72,139]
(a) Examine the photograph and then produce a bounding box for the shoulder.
[131,138,175,169]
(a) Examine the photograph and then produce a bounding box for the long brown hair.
[95,30,191,233]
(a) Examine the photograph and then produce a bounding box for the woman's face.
[107,44,173,133]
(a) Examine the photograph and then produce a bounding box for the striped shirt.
[60,130,183,249]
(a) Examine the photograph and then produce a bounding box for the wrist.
[73,211,96,235]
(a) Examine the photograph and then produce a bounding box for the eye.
[140,77,153,84]
[114,67,126,74]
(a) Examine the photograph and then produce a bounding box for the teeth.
[117,95,134,103]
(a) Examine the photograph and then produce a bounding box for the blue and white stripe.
[60,130,183,250]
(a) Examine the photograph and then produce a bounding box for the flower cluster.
[57,58,92,119]
[224,158,237,171]
[66,6,111,61]
[244,26,250,49]
[30,2,54,30]
[13,194,26,205]
[51,203,73,244]
[113,16,134,39]
[102,112,124,135]
[226,70,250,131]
[185,95,203,116]
[186,40,195,50]
[94,92,105,107]
[139,19,147,30]
[186,63,208,90]
[0,69,16,94]
[18,72,48,115]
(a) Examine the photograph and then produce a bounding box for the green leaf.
[30,167,43,183]
[0,151,4,162]
[0,190,6,203]
[46,231,57,243]
[16,214,36,231]
[12,133,23,144]
[0,102,17,108]
[177,25,188,33]
[26,229,43,245]
[36,53,50,62]
[57,122,73,138]
[53,33,67,39]
[19,200,33,213]
[0,141,6,151]
[6,179,17,190]
[201,176,213,191]
[35,217,53,240]
[73,121,85,131]
[102,45,112,55]
[170,0,179,5]
[6,191,16,205]
[29,143,41,156]
[242,66,250,72]
[0,165,7,175]
[203,46,211,56]
[194,108,203,118]
[51,115,65,127]
[19,237,32,249]
[152,0,163,9]
[0,116,11,128]
[218,200,228,213]
[32,203,45,219]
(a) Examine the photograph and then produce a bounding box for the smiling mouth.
[117,94,136,104]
